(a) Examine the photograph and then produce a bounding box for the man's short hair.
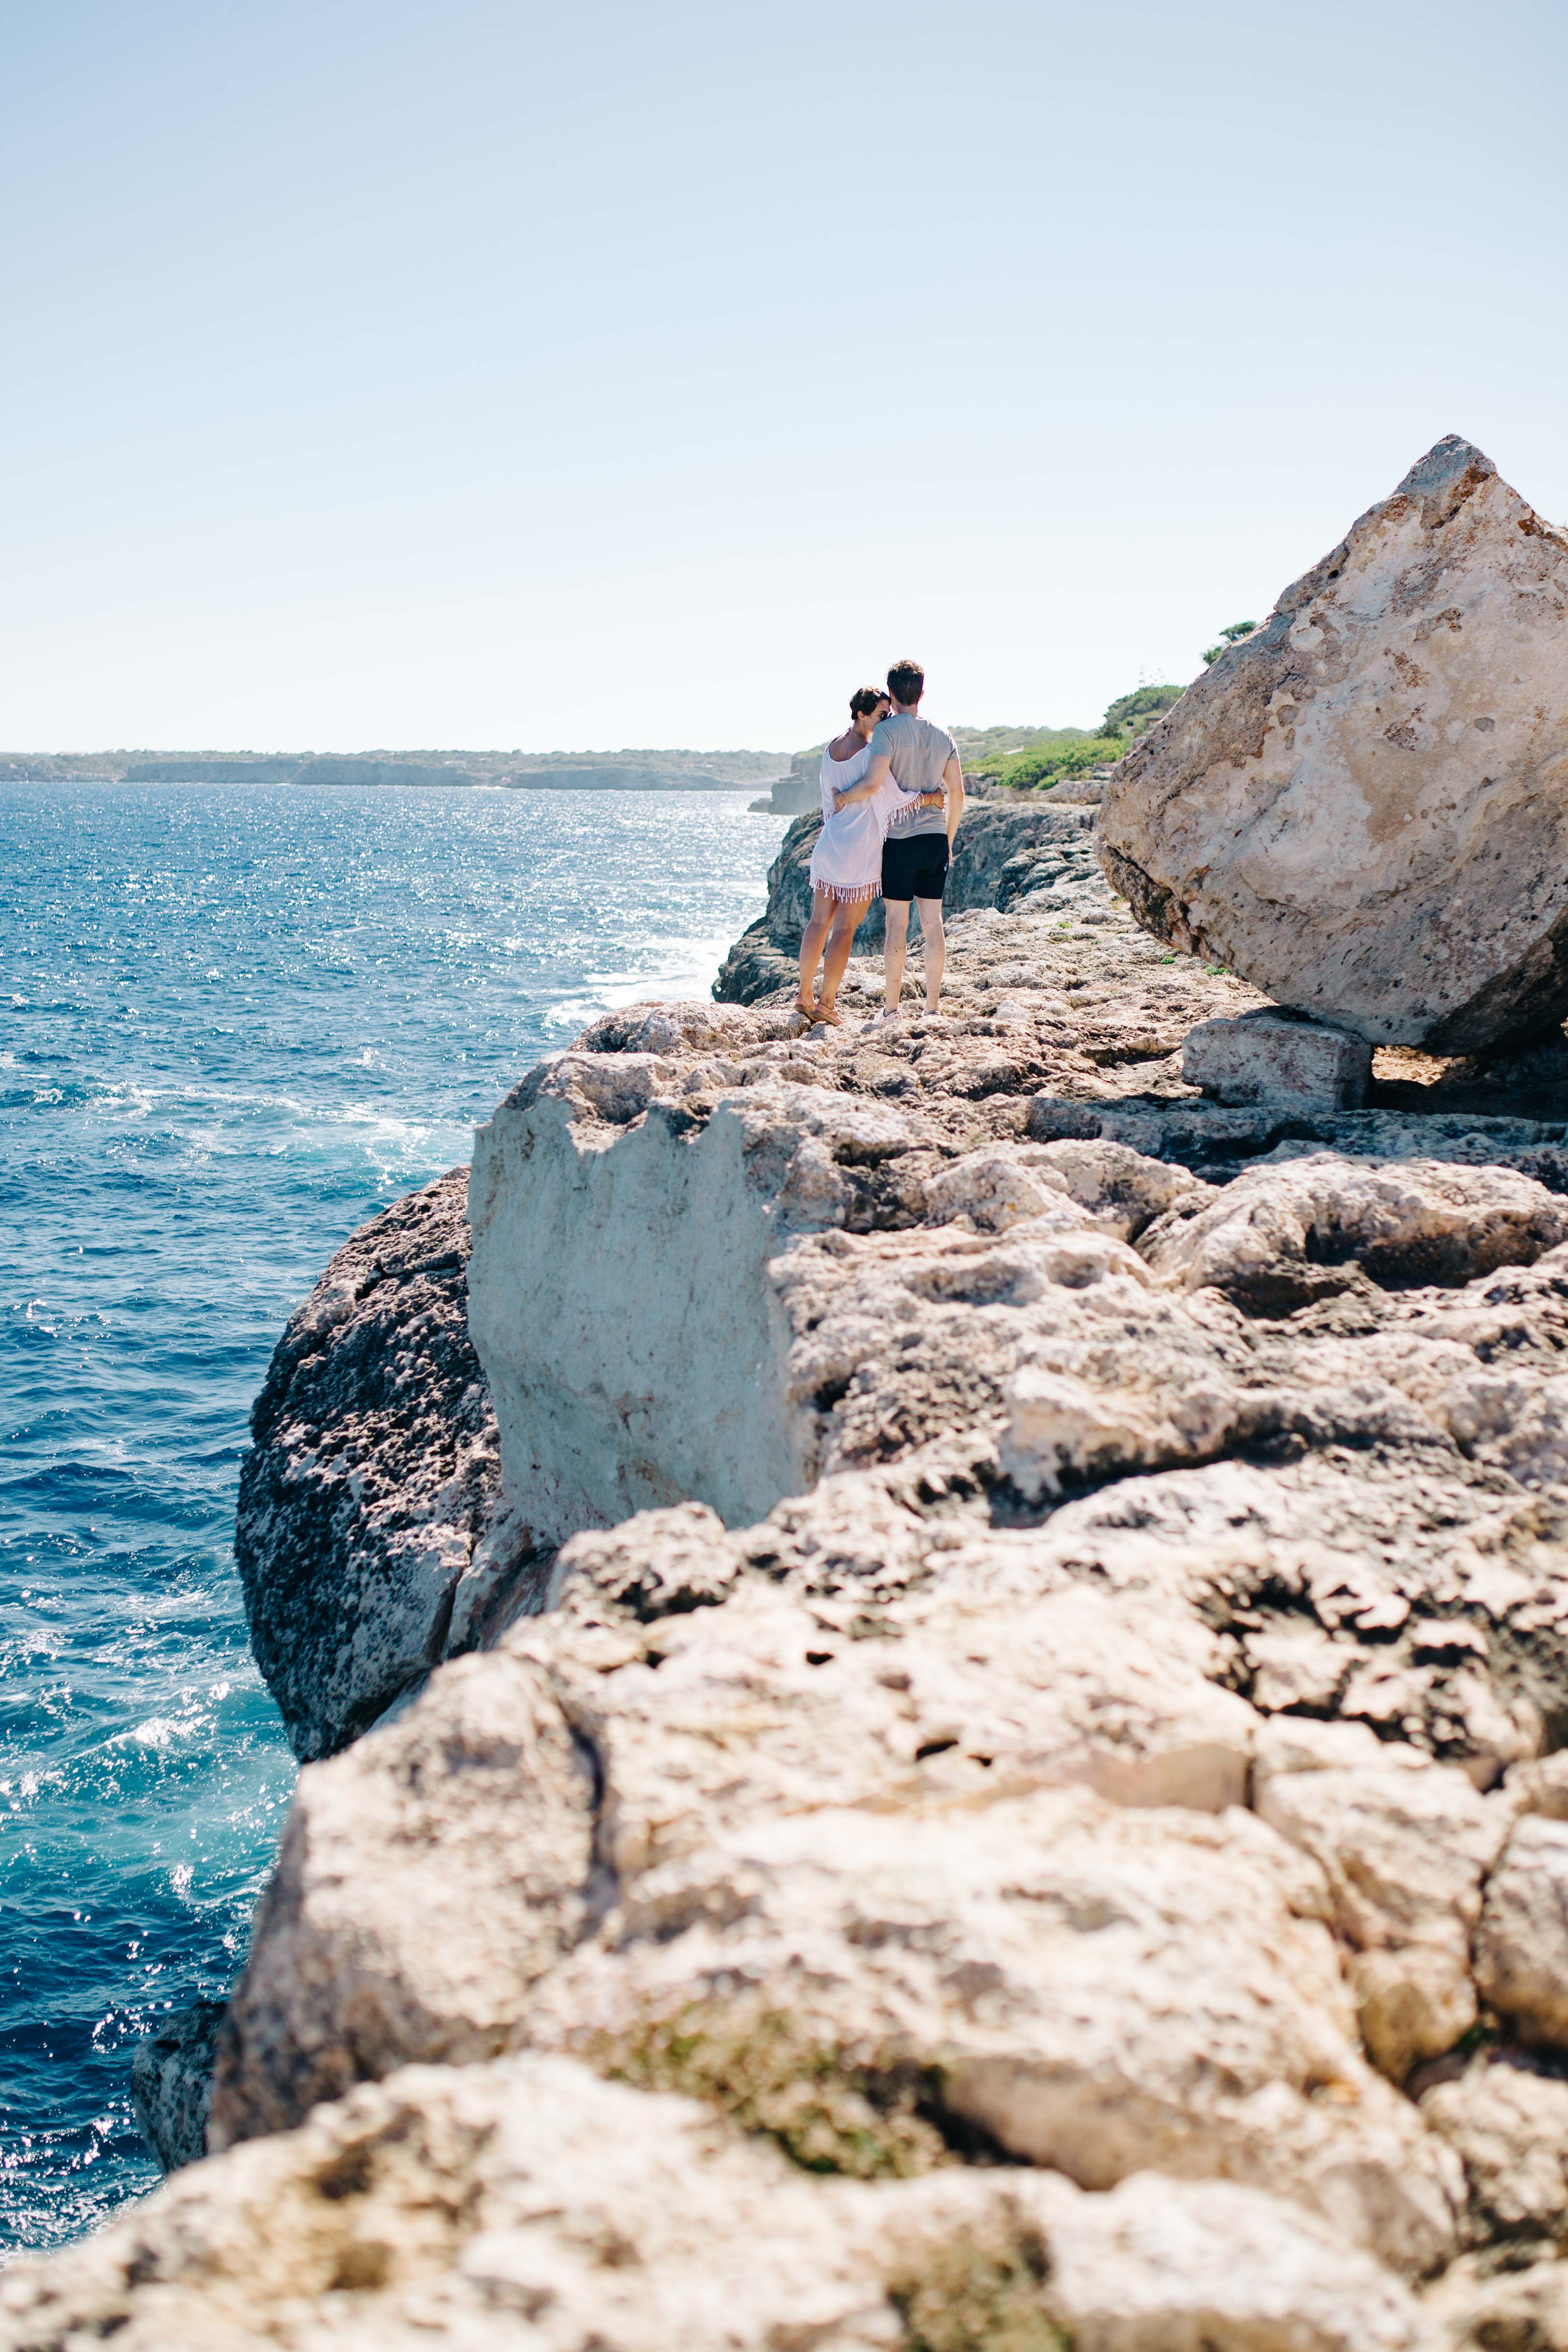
[849,685,887,720]
[887,659,924,705]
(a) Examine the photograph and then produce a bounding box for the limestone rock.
[1475,1815,1568,2045]
[1253,1735,1509,2078]
[206,1501,1474,2275]
[130,1999,225,2173]
[530,1793,1457,2272]
[1027,1449,1558,1778]
[464,997,1244,1545]
[234,1168,547,1761]
[1420,2051,1568,2242]
[1142,1153,1568,1313]
[205,1554,1266,2143]
[206,1646,598,2150]
[1184,1008,1372,1110]
[0,2057,1445,2352]
[471,967,1568,1553]
[1100,436,1568,1051]
[93,835,1568,2346]
[1424,2250,1568,2350]
[236,886,1568,1762]
[1500,1750,1568,1823]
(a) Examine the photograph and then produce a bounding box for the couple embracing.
[796,657,965,1028]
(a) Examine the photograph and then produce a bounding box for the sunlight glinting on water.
[0,779,785,2253]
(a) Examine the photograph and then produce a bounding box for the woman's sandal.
[809,1003,843,1027]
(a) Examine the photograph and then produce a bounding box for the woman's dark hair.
[886,658,924,705]
[849,685,889,720]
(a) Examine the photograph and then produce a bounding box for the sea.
[0,779,787,2257]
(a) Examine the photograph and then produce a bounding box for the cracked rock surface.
[85,841,1568,2350]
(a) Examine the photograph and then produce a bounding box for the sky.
[3,0,1566,754]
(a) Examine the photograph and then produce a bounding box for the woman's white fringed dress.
[807,744,899,904]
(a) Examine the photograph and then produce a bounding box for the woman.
[795,687,895,1025]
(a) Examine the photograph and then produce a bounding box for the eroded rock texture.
[130,2000,225,2174]
[470,932,1568,1554]
[1100,436,1568,1051]
[235,1169,546,1762]
[0,2059,1445,2352]
[80,843,1568,2345]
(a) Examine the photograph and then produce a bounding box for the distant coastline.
[0,748,791,791]
[0,707,1163,805]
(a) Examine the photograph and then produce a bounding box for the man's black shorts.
[881,830,950,903]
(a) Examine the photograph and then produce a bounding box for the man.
[860,657,965,1016]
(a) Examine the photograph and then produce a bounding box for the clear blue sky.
[4,0,1565,753]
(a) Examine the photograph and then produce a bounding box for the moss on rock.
[886,2208,1072,2352]
[586,2000,953,2178]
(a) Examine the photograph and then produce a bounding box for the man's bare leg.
[796,886,835,1013]
[816,899,867,1018]
[882,898,911,1013]
[917,897,945,1010]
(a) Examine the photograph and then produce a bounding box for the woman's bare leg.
[882,898,911,1012]
[797,886,835,1011]
[916,897,946,1010]
[817,897,869,1014]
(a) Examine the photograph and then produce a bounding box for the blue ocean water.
[0,780,785,2256]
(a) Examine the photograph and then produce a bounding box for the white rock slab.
[1184,1009,1372,1110]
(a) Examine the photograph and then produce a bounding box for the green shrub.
[954,724,1087,775]
[996,737,1122,790]
[1202,619,1258,665]
[953,682,1198,783]
[1100,683,1184,739]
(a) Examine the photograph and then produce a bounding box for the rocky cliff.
[233,1167,550,1763]
[12,806,1568,2348]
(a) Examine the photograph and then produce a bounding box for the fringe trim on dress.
[815,879,881,905]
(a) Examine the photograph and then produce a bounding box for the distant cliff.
[508,764,765,792]
[123,758,303,783]
[748,748,824,813]
[0,746,792,789]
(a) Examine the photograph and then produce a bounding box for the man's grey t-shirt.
[871,713,958,838]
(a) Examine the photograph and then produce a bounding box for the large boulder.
[1099,436,1568,1052]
